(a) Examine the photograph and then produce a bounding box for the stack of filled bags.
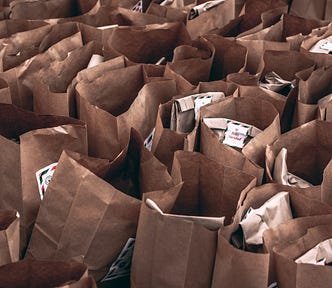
[0,0,331,287]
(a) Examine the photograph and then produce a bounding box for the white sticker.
[132,0,143,12]
[194,95,212,120]
[222,121,250,149]
[101,238,135,282]
[35,162,58,200]
[144,128,155,151]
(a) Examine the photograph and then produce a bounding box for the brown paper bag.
[152,80,236,171]
[0,77,11,104]
[200,96,281,169]
[274,224,332,288]
[131,150,256,288]
[32,41,103,117]
[186,0,236,39]
[0,19,48,39]
[202,34,247,81]
[292,66,332,127]
[266,120,332,187]
[0,210,19,266]
[0,260,95,288]
[290,0,332,21]
[0,28,84,110]
[219,183,332,286]
[27,130,181,281]
[104,22,191,64]
[76,64,177,160]
[146,2,187,23]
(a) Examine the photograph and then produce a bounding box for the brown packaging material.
[293,65,332,128]
[146,2,187,23]
[0,259,96,288]
[0,103,87,253]
[202,35,247,81]
[76,64,177,160]
[27,130,180,281]
[0,27,84,110]
[290,0,332,21]
[274,224,332,288]
[32,41,103,117]
[0,210,19,266]
[0,77,11,104]
[131,150,256,288]
[164,37,215,93]
[220,183,332,285]
[200,96,280,170]
[0,19,48,39]
[9,0,87,20]
[186,0,236,39]
[152,80,236,171]
[104,22,191,64]
[266,120,332,187]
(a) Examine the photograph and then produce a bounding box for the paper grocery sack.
[33,41,103,117]
[0,77,11,104]
[218,183,332,286]
[200,96,280,170]
[266,120,332,187]
[76,64,177,160]
[186,0,236,39]
[0,210,19,266]
[0,19,48,39]
[203,34,247,81]
[0,260,96,288]
[274,224,332,288]
[290,0,332,21]
[27,130,181,282]
[293,65,332,127]
[146,2,187,23]
[131,150,256,288]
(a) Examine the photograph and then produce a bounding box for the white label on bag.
[35,162,58,200]
[222,121,250,149]
[101,238,136,282]
[194,95,212,120]
[144,128,155,151]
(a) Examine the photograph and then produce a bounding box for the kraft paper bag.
[152,80,236,171]
[27,130,181,282]
[0,210,19,266]
[186,0,236,39]
[131,150,255,288]
[202,34,247,81]
[274,224,332,288]
[200,96,280,169]
[164,36,215,93]
[146,2,187,23]
[290,0,332,21]
[104,22,191,64]
[0,19,48,39]
[293,66,332,127]
[0,104,87,250]
[9,0,89,20]
[0,28,83,110]
[218,183,332,286]
[0,77,11,104]
[0,260,95,288]
[32,41,103,117]
[266,120,332,187]
[170,151,257,224]
[76,64,177,160]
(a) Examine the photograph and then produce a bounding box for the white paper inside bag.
[309,35,332,54]
[146,199,224,231]
[296,238,332,265]
[259,71,296,92]
[273,148,313,188]
[240,192,293,245]
[87,54,104,69]
[189,0,225,19]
